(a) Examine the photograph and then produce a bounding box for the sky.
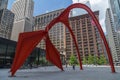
[7,0,109,33]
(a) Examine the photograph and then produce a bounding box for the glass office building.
[0,37,45,68]
[114,0,120,31]
[0,37,16,68]
[109,0,120,64]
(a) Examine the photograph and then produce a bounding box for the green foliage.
[39,57,47,65]
[98,54,107,65]
[94,56,99,64]
[69,54,78,65]
[82,54,107,65]
[34,57,50,66]
[87,54,94,64]
[82,57,87,64]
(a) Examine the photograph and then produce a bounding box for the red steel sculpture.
[10,3,115,76]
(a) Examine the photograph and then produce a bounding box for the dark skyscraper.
[0,0,8,10]
[0,0,14,39]
[0,9,14,39]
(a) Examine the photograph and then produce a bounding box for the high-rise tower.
[105,8,120,64]
[0,0,14,39]
[0,9,14,39]
[11,0,34,41]
[0,0,8,10]
[108,0,120,64]
[11,0,34,22]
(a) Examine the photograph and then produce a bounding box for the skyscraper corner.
[11,0,34,41]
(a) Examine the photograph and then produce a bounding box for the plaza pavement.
[0,65,120,80]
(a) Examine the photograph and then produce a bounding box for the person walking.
[73,64,75,70]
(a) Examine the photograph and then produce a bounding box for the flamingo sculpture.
[10,3,115,76]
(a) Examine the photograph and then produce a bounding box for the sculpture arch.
[10,3,115,76]
[45,3,115,73]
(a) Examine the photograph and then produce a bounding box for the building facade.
[11,0,34,41]
[34,9,66,56]
[66,11,105,61]
[109,0,120,31]
[0,37,16,68]
[105,8,120,64]
[34,9,106,62]
[109,0,120,64]
[11,0,34,22]
[112,0,120,55]
[0,0,8,10]
[0,37,45,68]
[112,0,120,31]
[0,9,14,39]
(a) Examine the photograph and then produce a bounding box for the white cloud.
[45,10,49,13]
[72,0,78,3]
[89,0,109,33]
[100,19,106,33]
[90,0,101,5]
[72,0,90,3]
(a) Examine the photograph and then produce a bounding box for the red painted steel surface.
[45,35,63,71]
[10,3,115,76]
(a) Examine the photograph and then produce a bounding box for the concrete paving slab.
[0,66,120,80]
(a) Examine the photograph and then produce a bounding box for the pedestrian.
[29,63,32,69]
[73,64,75,70]
[65,61,67,68]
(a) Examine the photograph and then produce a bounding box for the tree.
[82,57,87,64]
[34,57,49,66]
[98,54,107,65]
[94,56,99,65]
[87,54,94,64]
[82,54,107,65]
[69,54,78,65]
